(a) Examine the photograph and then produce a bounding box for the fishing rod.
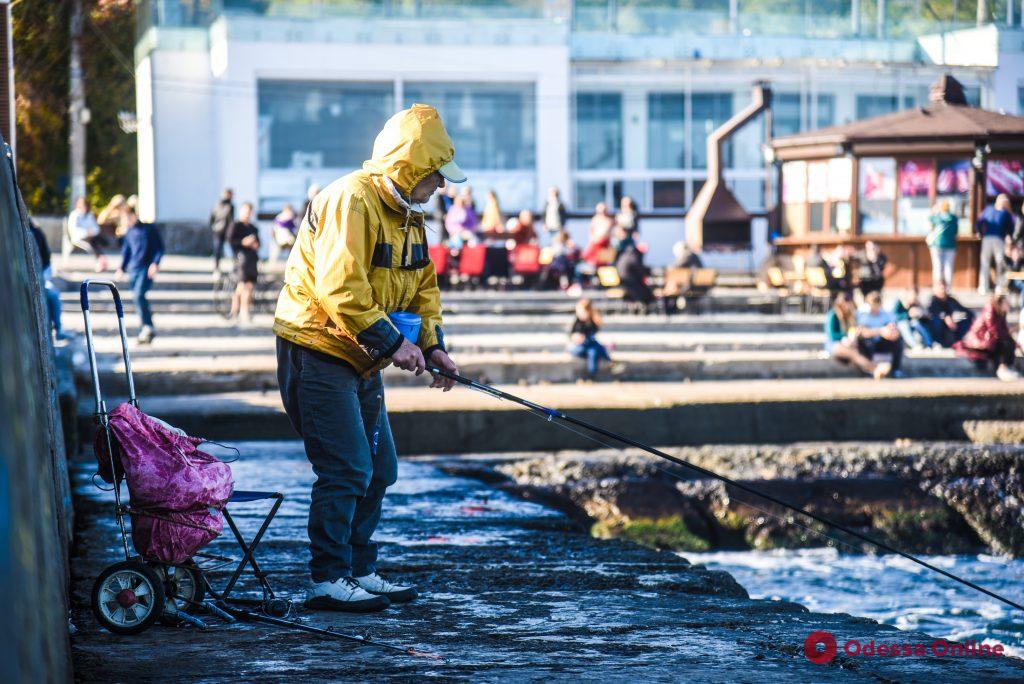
[218,602,444,660]
[427,365,1024,614]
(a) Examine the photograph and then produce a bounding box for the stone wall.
[0,146,73,681]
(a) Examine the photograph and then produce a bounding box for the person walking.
[115,207,164,344]
[544,186,567,236]
[210,188,235,274]
[227,202,261,325]
[976,194,1014,294]
[274,104,462,613]
[927,199,958,288]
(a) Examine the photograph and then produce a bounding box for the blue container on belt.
[388,311,422,344]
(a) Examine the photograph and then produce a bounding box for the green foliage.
[14,0,137,215]
[592,517,712,552]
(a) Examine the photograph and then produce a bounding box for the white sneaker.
[873,362,892,380]
[137,325,155,344]
[997,365,1020,382]
[353,572,418,604]
[305,576,390,612]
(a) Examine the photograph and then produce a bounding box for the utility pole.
[0,0,14,157]
[69,0,88,206]
[977,0,988,25]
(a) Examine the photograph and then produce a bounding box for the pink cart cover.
[94,403,233,563]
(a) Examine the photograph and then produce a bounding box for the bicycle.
[212,261,278,319]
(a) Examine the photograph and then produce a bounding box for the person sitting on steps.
[568,298,619,379]
[825,292,881,378]
[855,291,904,379]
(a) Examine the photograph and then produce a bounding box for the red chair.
[458,245,487,278]
[428,245,449,275]
[511,244,541,275]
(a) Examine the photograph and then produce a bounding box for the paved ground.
[69,443,1024,682]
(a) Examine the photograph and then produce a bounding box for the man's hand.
[428,349,458,391]
[114,269,125,281]
[391,338,425,375]
[945,315,956,330]
[147,262,159,279]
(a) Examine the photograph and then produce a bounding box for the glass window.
[858,157,896,234]
[404,82,535,170]
[897,159,934,236]
[258,81,393,170]
[576,93,622,170]
[575,181,606,212]
[781,161,807,235]
[986,160,1024,198]
[774,93,801,137]
[855,95,911,120]
[936,159,972,235]
[648,93,685,169]
[652,180,686,209]
[691,92,733,169]
[815,94,835,128]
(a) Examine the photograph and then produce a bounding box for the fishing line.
[521,407,872,558]
[429,365,1024,613]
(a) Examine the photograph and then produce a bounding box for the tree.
[14,0,136,215]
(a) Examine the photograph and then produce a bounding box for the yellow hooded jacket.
[272,104,451,375]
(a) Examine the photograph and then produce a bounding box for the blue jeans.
[570,336,611,376]
[896,319,932,349]
[276,338,398,582]
[40,267,62,335]
[129,269,154,328]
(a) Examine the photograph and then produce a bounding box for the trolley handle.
[80,279,137,412]
[80,279,124,318]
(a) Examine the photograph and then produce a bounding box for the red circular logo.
[804,631,838,664]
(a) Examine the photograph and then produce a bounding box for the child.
[568,298,613,379]
[115,207,164,344]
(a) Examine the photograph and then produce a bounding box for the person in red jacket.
[955,293,1020,381]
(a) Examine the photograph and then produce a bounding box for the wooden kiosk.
[769,75,1024,290]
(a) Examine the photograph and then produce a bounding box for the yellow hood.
[362,104,456,196]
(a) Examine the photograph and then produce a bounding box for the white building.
[135,0,1024,265]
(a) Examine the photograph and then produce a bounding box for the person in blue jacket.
[115,206,164,344]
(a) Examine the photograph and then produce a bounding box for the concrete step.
[80,329,829,357]
[88,347,982,396]
[62,311,825,336]
[78,377,1024,449]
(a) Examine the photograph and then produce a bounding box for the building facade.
[135,0,1024,265]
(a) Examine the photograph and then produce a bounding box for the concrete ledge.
[83,379,1024,452]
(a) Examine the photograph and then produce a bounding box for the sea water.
[685,548,1024,656]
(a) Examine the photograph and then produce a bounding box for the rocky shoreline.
[442,441,1024,557]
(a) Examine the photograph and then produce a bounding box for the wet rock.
[490,443,1022,556]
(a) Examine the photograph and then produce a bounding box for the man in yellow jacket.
[274,104,462,612]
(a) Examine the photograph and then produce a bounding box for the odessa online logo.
[804,631,1006,664]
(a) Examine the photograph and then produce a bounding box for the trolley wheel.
[91,560,166,635]
[264,598,291,618]
[158,562,206,625]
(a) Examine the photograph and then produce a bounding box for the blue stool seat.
[230,490,281,503]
